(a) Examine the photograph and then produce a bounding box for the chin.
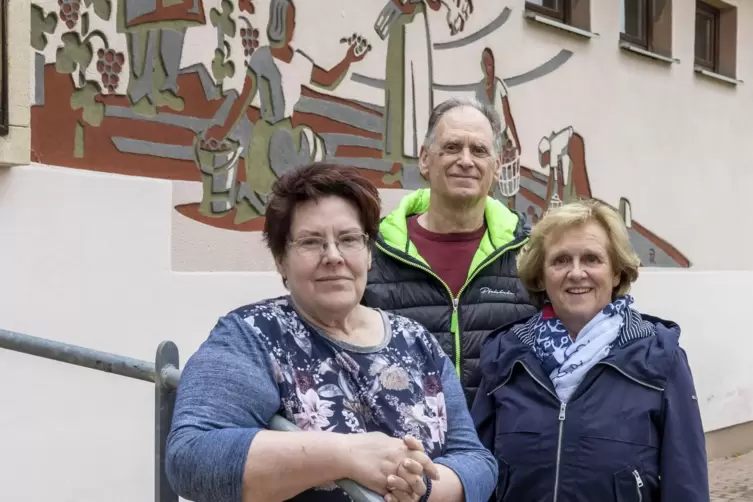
[317,292,359,312]
[557,298,594,315]
[449,187,484,200]
[568,304,603,322]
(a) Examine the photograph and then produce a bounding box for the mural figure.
[377,0,439,161]
[377,0,473,161]
[118,0,207,113]
[199,0,370,223]
[510,126,690,267]
[477,47,521,199]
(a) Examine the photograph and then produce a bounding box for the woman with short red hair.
[166,163,497,502]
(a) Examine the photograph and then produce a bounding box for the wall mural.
[29,0,691,268]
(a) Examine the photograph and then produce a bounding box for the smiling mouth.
[317,277,351,282]
[566,288,592,295]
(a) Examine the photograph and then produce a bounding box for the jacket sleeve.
[470,376,496,454]
[659,347,710,501]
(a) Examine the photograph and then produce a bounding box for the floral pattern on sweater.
[239,296,448,456]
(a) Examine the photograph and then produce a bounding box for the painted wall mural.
[29,0,691,268]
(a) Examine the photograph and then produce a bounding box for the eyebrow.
[549,248,607,259]
[337,227,363,235]
[441,139,461,146]
[441,138,491,148]
[293,227,362,238]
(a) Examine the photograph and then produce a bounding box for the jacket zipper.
[486,360,567,502]
[632,470,644,502]
[451,298,459,371]
[375,238,527,374]
[553,402,567,502]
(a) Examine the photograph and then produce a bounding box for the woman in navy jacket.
[471,199,709,501]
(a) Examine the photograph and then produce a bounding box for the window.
[621,0,650,48]
[695,2,719,71]
[526,0,568,23]
[619,0,674,58]
[524,0,591,32]
[693,0,737,79]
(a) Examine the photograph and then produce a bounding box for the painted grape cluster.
[58,0,81,29]
[240,27,260,58]
[96,48,125,93]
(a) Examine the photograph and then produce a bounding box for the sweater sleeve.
[433,356,498,502]
[659,347,710,501]
[165,313,282,502]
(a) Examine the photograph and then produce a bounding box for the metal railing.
[0,328,382,502]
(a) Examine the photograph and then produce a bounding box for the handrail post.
[155,341,180,502]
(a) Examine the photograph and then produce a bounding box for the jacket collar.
[480,313,681,395]
[377,189,525,254]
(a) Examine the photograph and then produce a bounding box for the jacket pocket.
[495,459,510,502]
[613,465,646,502]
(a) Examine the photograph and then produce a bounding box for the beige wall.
[2,0,753,500]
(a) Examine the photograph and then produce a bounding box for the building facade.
[1,0,752,500]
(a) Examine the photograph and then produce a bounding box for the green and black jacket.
[363,189,537,406]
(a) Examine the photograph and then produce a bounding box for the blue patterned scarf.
[513,296,654,403]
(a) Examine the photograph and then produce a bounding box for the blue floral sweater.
[165,296,497,502]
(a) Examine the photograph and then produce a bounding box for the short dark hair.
[263,163,382,261]
[423,97,503,154]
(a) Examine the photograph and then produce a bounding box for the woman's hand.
[342,432,439,495]
[385,458,427,501]
[384,436,437,502]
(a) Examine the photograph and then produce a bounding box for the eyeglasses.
[289,232,369,257]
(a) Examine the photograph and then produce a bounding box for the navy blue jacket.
[471,314,709,502]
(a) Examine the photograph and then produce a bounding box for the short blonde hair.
[517,199,641,308]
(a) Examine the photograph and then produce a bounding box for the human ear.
[419,146,430,179]
[275,257,288,287]
[492,155,501,182]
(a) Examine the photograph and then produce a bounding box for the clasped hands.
[346,432,440,502]
[384,436,440,502]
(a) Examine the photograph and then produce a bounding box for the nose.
[321,239,345,264]
[567,260,587,280]
[457,146,474,168]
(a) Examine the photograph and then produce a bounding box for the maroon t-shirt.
[407,215,487,296]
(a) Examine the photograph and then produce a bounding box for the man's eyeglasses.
[290,233,369,257]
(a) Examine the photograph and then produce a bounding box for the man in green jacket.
[363,97,536,406]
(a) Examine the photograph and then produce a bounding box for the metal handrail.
[0,328,382,502]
